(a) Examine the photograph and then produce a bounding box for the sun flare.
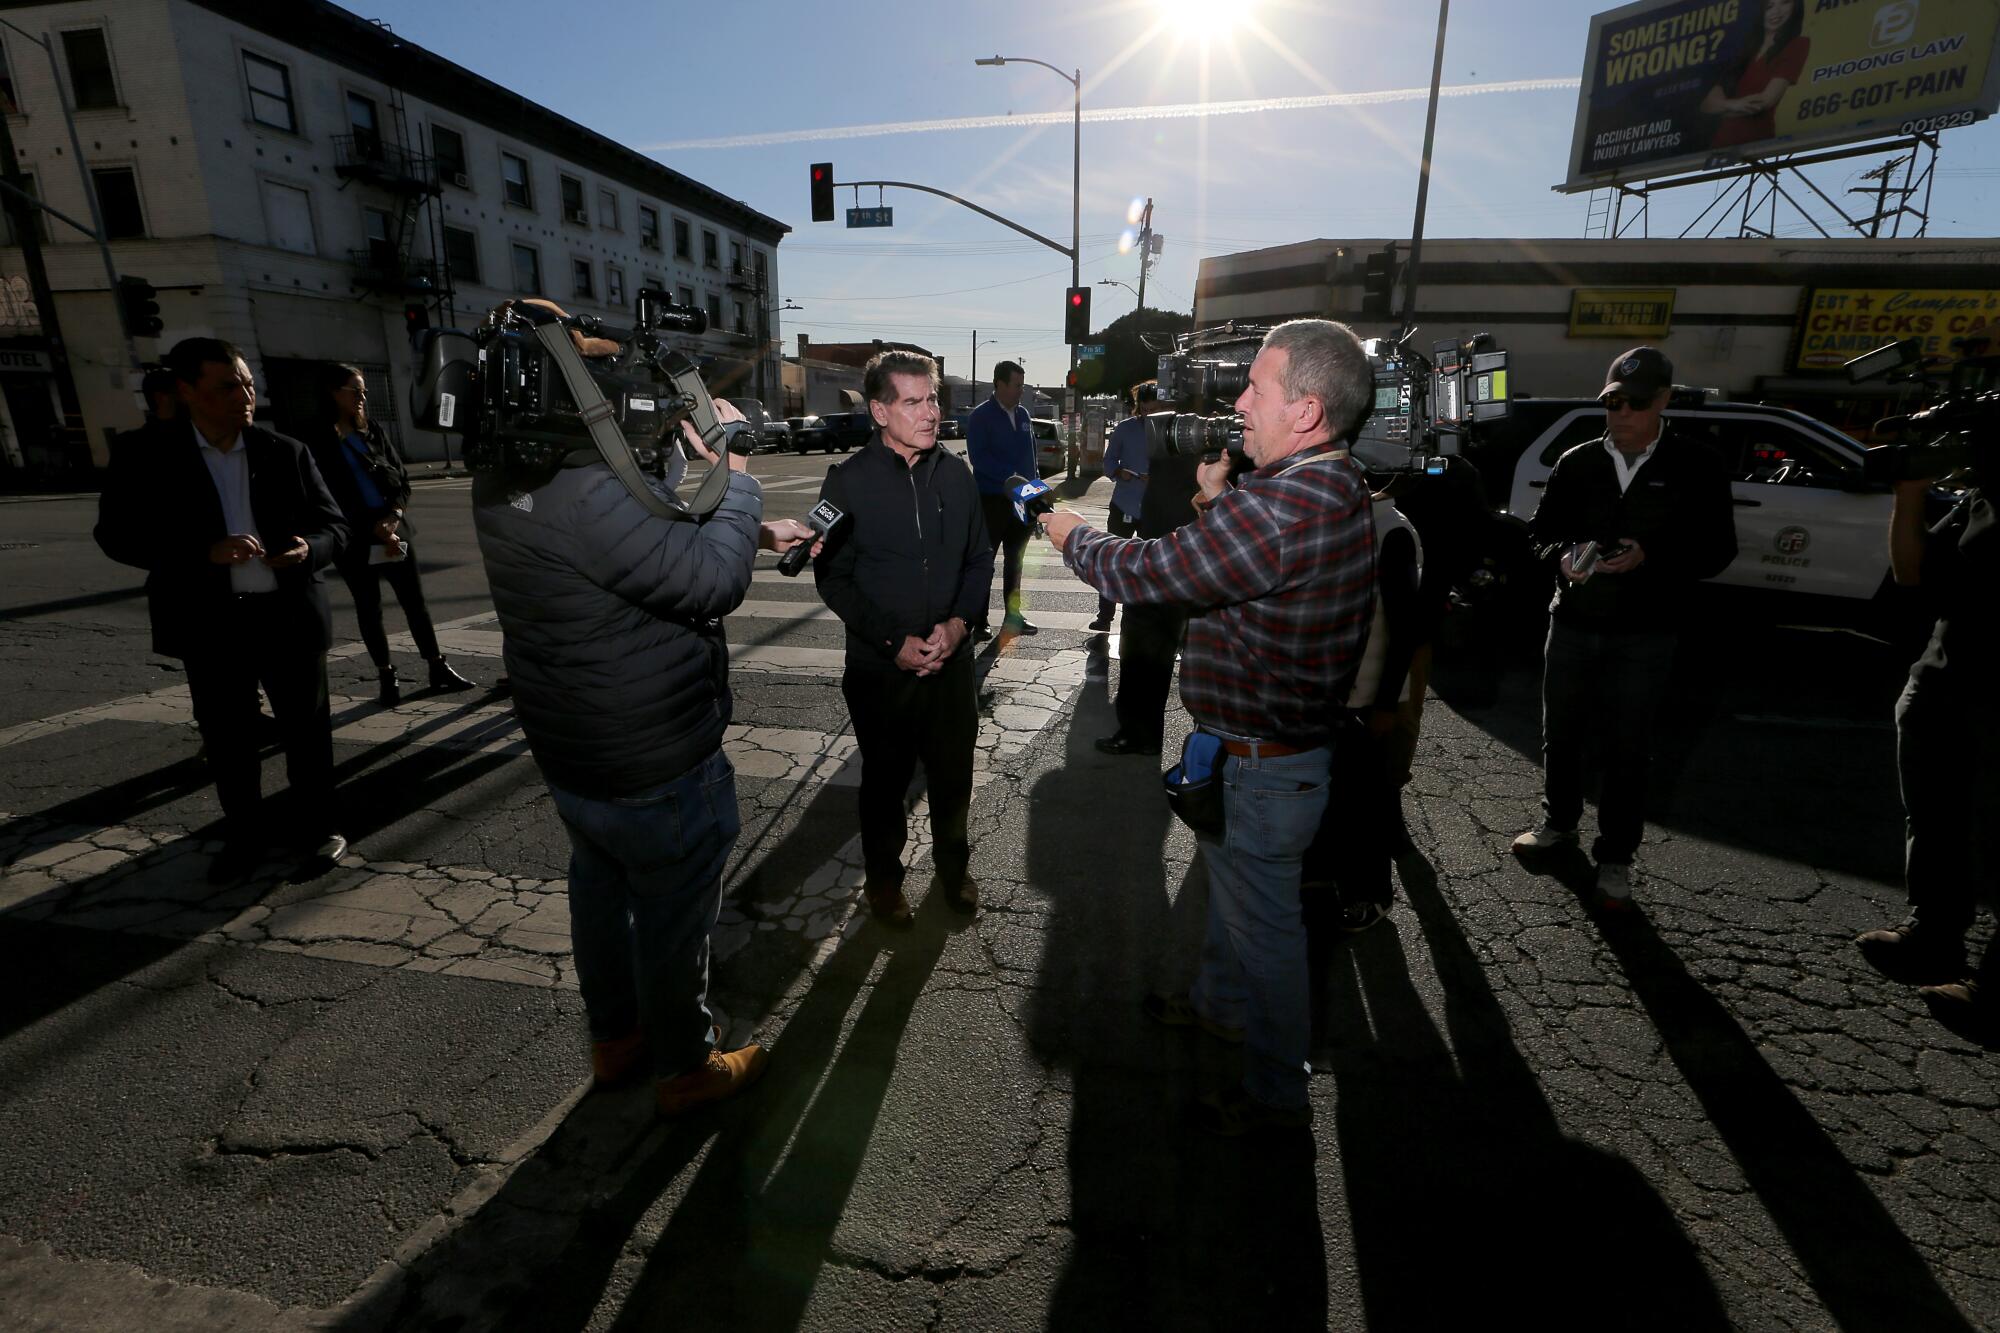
[1157,0,1257,42]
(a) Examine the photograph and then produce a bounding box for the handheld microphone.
[778,498,844,576]
[1007,473,1055,525]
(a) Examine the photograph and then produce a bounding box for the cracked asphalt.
[1,456,1996,1332]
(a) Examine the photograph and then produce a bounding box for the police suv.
[1462,391,1896,616]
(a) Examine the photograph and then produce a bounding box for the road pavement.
[0,447,1995,1332]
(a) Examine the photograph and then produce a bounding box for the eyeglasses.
[1599,393,1657,412]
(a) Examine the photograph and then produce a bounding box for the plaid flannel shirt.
[1063,442,1376,746]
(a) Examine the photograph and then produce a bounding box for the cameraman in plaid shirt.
[1039,320,1377,1135]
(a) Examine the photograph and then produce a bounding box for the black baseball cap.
[1600,346,1673,401]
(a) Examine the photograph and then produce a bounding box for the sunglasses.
[1599,393,1658,412]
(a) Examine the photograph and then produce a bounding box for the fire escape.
[727,250,771,404]
[333,63,452,324]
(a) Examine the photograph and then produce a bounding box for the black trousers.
[1301,719,1397,907]
[843,650,978,888]
[339,548,441,671]
[1114,603,1186,748]
[979,493,1030,627]
[1898,668,1999,962]
[1094,504,1138,623]
[1540,620,1677,865]
[182,601,335,839]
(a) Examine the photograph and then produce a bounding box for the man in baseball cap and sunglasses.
[1510,347,1737,908]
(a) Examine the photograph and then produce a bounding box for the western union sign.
[1569,289,1675,338]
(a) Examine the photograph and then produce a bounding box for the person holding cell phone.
[1511,347,1737,908]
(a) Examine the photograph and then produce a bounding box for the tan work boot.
[656,1044,770,1116]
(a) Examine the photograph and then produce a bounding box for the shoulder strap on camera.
[524,315,735,522]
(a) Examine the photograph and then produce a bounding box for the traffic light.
[810,162,834,222]
[403,302,431,334]
[116,275,162,338]
[1359,248,1396,320]
[1063,286,1090,344]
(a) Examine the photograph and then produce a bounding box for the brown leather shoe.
[1856,919,1967,985]
[590,1030,646,1089]
[656,1043,769,1115]
[866,883,914,928]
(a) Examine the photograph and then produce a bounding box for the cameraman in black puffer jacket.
[471,308,816,1118]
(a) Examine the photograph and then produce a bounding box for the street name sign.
[846,206,893,228]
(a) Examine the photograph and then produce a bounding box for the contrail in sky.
[645,77,1580,152]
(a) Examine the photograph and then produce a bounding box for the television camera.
[1139,322,1261,470]
[410,288,754,519]
[1351,329,1512,477]
[1848,336,1998,485]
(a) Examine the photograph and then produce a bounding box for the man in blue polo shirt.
[966,360,1039,639]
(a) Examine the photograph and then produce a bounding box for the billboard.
[1794,285,2000,369]
[1561,0,2000,190]
[1568,288,1677,337]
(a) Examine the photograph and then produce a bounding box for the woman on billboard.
[1701,0,1810,149]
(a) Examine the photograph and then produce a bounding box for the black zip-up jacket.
[1528,427,1737,631]
[813,433,996,671]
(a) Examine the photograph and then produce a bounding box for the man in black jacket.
[813,350,995,924]
[94,338,350,876]
[472,335,815,1116]
[1511,347,1737,907]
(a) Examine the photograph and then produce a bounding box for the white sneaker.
[1596,862,1634,907]
[1511,824,1579,852]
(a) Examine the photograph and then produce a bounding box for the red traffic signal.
[1063,286,1091,344]
[810,162,835,222]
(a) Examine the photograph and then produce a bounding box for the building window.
[571,257,593,299]
[702,229,719,268]
[432,126,468,185]
[559,174,586,226]
[641,273,663,295]
[606,264,624,306]
[260,180,315,255]
[61,29,118,110]
[346,91,380,160]
[361,205,394,265]
[4,171,43,244]
[734,300,746,333]
[94,168,145,238]
[243,53,294,132]
[500,152,531,208]
[638,204,660,250]
[442,225,479,285]
[673,216,690,260]
[754,251,767,291]
[730,240,744,275]
[511,243,542,295]
[706,293,722,328]
[676,284,695,309]
[597,187,619,231]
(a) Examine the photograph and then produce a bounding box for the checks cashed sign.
[1795,286,2000,370]
[1561,0,2000,191]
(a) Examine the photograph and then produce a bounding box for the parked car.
[788,414,836,453]
[726,398,791,454]
[1032,418,1066,477]
[818,410,875,452]
[937,416,965,441]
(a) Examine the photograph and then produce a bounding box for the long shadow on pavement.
[1021,636,1328,1328]
[1331,851,1729,1330]
[1593,904,1977,1331]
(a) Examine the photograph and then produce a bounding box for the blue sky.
[358,0,2000,383]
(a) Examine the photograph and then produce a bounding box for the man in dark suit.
[95,338,351,877]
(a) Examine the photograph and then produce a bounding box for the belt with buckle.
[1219,738,1310,759]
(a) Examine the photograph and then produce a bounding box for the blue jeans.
[548,749,741,1079]
[1190,745,1332,1111]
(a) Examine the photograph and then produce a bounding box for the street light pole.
[976,55,1081,422]
[1400,0,1450,330]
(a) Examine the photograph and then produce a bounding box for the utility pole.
[1134,198,1154,312]
[1400,0,1450,329]
[0,108,86,468]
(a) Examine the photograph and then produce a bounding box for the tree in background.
[1073,305,1193,401]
